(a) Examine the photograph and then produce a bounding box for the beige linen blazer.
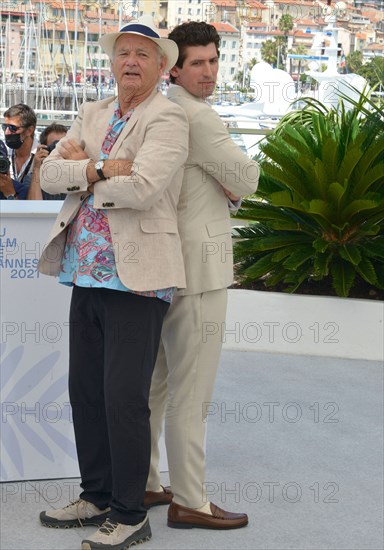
[37,90,189,292]
[167,85,259,296]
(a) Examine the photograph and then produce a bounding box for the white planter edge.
[221,289,384,361]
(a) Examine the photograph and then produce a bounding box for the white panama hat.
[99,15,178,72]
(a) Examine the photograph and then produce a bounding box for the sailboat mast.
[0,13,10,107]
[61,0,79,111]
[98,6,102,99]
[23,8,31,104]
[73,0,79,93]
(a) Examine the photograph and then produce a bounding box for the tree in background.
[346,51,363,74]
[236,57,257,89]
[261,39,277,66]
[289,44,307,78]
[278,14,294,69]
[359,56,384,88]
[275,37,287,69]
[344,52,383,88]
[278,14,294,35]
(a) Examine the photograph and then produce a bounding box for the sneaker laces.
[99,519,119,536]
[62,498,82,509]
[62,498,87,528]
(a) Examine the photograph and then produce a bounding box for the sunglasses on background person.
[2,123,27,133]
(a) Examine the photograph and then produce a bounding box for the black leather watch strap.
[95,161,106,181]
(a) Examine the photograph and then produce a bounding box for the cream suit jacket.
[167,85,259,296]
[38,90,189,292]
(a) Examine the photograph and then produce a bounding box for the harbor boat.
[0,0,122,113]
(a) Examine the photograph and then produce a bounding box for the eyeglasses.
[2,123,26,133]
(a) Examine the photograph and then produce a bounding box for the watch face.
[6,195,16,200]
[95,161,104,170]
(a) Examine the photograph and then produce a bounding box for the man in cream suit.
[146,22,259,529]
[38,17,188,550]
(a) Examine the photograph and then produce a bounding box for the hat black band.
[119,23,160,39]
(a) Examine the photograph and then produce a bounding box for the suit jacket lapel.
[94,98,115,135]
[110,112,139,158]
[110,89,159,159]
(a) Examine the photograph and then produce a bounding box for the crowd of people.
[4,15,260,550]
[0,105,69,201]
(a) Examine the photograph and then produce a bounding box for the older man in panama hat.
[38,16,188,550]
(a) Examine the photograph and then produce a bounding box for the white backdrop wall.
[0,202,167,482]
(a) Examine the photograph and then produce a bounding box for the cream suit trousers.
[147,288,228,508]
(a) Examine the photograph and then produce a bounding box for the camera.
[0,155,11,174]
[46,140,59,154]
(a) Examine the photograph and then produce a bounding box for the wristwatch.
[95,160,106,180]
[6,194,16,200]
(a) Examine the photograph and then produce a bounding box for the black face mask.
[5,133,24,149]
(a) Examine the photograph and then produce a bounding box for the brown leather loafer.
[144,486,173,508]
[167,501,248,530]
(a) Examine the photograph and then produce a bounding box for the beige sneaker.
[81,516,151,549]
[40,498,110,528]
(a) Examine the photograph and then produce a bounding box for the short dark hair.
[39,123,68,145]
[168,22,220,83]
[4,103,37,129]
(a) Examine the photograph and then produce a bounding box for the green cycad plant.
[233,93,384,297]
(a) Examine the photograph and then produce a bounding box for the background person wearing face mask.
[27,122,68,200]
[1,103,38,200]
[0,139,17,200]
[0,138,26,200]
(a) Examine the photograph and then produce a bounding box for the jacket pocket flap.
[141,218,177,234]
[206,219,231,237]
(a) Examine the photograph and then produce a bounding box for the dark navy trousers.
[68,285,169,525]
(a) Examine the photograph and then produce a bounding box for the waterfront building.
[212,21,241,84]
[1,0,382,110]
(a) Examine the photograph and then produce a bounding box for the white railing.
[0,114,272,157]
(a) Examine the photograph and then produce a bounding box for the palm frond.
[233,89,384,297]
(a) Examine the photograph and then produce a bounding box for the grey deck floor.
[1,350,383,550]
